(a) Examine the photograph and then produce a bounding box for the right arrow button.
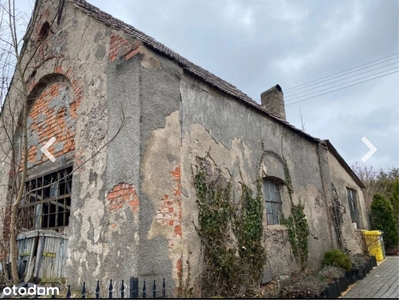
[361,137,377,162]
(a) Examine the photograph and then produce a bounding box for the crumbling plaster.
[327,151,368,254]
[0,0,369,294]
[0,0,114,285]
[179,74,335,284]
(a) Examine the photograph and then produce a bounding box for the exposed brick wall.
[107,183,140,214]
[24,76,79,167]
[155,166,183,243]
[109,33,141,62]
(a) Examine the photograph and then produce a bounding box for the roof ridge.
[69,0,320,143]
[71,1,258,97]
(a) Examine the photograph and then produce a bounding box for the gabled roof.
[22,0,364,188]
[71,0,320,142]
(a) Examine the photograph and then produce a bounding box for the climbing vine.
[331,183,348,252]
[193,157,265,298]
[235,180,266,285]
[281,200,310,270]
[281,158,310,270]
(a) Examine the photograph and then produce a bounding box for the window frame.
[263,178,283,225]
[19,165,73,232]
[347,188,360,228]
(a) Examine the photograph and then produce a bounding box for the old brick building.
[0,0,369,295]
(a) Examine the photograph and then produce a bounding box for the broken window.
[18,166,72,232]
[347,188,360,228]
[38,22,50,42]
[263,179,282,225]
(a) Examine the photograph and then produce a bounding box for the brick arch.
[27,73,73,106]
[21,73,80,167]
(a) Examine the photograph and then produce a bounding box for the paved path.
[343,256,399,298]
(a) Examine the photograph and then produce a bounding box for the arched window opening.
[38,22,50,42]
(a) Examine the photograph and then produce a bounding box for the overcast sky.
[17,0,399,171]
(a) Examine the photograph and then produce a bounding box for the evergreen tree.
[388,179,399,226]
[370,193,399,252]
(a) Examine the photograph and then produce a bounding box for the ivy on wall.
[331,183,348,252]
[281,157,310,271]
[235,180,265,284]
[193,157,265,298]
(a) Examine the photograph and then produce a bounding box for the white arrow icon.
[361,137,377,162]
[40,137,56,162]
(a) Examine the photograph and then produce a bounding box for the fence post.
[121,280,125,299]
[82,282,86,299]
[95,280,100,299]
[142,280,146,299]
[153,280,156,298]
[130,277,138,298]
[66,285,71,298]
[162,278,166,298]
[109,279,113,298]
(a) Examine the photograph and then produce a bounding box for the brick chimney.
[261,84,286,120]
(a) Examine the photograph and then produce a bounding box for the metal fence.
[62,277,167,299]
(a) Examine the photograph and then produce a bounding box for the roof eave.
[325,140,366,189]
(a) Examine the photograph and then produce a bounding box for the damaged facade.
[0,0,369,294]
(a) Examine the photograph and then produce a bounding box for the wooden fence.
[16,229,68,281]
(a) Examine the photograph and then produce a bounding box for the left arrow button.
[40,137,56,162]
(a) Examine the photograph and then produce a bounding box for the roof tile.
[71,0,320,142]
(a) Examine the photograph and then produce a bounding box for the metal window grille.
[18,166,73,232]
[263,179,282,225]
[347,188,360,228]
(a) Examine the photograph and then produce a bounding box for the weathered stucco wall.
[0,0,120,288]
[138,46,183,292]
[327,151,368,254]
[179,74,334,287]
[68,15,185,291]
[0,0,368,294]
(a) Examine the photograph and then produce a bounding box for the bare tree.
[351,162,390,210]
[0,0,32,284]
[0,0,124,284]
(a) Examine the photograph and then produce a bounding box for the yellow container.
[362,230,384,261]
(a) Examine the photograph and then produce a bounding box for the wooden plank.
[17,229,67,240]
[25,256,36,282]
[47,237,54,277]
[42,236,50,278]
[34,235,44,280]
[44,237,56,278]
[24,236,38,282]
[17,230,69,281]
[55,239,61,277]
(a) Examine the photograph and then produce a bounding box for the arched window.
[38,22,50,42]
[263,178,283,225]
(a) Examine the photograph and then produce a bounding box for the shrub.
[318,265,345,282]
[323,249,352,271]
[371,193,399,252]
[389,179,399,223]
[350,254,366,270]
[282,276,327,298]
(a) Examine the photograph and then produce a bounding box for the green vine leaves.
[281,157,310,271]
[193,154,312,295]
[193,157,265,297]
